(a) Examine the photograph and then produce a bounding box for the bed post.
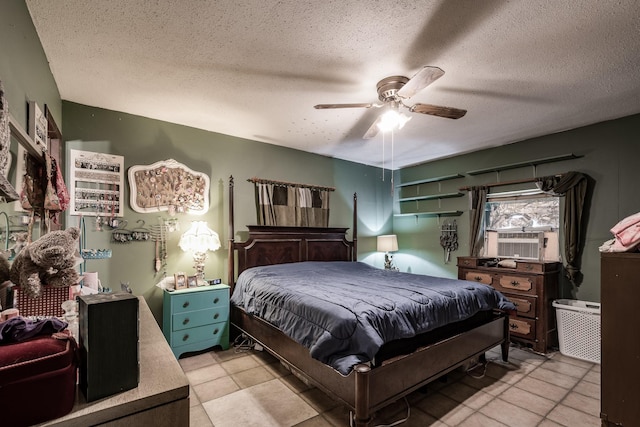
[353,192,358,261]
[228,176,235,287]
[353,364,371,426]
[501,313,510,362]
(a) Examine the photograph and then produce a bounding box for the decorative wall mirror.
[128,159,209,214]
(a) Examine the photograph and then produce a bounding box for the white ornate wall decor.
[128,159,209,214]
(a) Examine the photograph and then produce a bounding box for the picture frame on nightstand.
[187,275,198,287]
[174,273,187,290]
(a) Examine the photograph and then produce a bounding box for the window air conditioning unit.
[496,231,544,260]
[485,229,559,261]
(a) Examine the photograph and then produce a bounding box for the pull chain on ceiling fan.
[314,66,467,139]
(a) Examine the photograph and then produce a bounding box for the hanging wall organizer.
[69,149,124,217]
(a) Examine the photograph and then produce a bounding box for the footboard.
[232,308,509,426]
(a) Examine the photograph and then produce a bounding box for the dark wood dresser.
[600,252,640,426]
[457,257,561,353]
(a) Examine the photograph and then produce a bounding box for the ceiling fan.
[314,66,467,139]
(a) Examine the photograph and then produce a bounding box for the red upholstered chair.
[0,333,78,426]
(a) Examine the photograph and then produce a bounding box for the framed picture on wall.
[28,101,48,149]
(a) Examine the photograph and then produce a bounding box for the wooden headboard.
[227,177,357,289]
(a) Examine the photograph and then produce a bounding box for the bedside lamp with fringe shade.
[377,234,398,271]
[178,221,221,282]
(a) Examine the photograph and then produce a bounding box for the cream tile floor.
[180,344,600,427]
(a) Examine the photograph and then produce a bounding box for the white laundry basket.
[552,299,601,363]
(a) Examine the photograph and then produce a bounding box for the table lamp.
[377,234,398,270]
[178,221,221,281]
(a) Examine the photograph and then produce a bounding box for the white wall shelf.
[394,210,463,218]
[398,192,463,203]
[396,174,464,188]
[466,154,581,176]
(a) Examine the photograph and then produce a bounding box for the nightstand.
[162,284,230,358]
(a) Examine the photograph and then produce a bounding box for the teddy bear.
[9,227,81,299]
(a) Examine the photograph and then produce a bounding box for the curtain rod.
[247,177,335,191]
[459,174,563,191]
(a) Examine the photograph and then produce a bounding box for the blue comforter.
[230,261,514,375]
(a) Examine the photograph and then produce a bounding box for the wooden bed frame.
[226,177,510,427]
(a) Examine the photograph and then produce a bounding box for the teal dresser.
[162,284,230,358]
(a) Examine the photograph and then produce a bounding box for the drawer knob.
[510,280,520,286]
[213,328,219,335]
[474,276,483,282]
[182,334,190,342]
[509,323,519,330]
[213,313,219,320]
[512,302,519,307]
[213,297,220,304]
[182,301,190,308]
[183,318,190,325]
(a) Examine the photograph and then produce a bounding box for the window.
[482,190,561,261]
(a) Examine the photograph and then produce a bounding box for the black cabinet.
[600,252,640,426]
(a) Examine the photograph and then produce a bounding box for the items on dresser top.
[163,283,230,359]
[458,256,560,353]
[0,316,67,343]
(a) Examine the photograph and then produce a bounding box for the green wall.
[62,102,393,322]
[393,114,640,303]
[0,1,61,132]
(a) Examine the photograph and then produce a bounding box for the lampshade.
[178,221,221,254]
[377,235,398,252]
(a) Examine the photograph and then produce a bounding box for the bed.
[227,178,512,426]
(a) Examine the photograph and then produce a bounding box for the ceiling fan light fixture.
[377,109,411,132]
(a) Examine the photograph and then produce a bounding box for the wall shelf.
[394,210,463,218]
[398,192,464,203]
[9,113,44,159]
[466,153,581,176]
[396,174,464,188]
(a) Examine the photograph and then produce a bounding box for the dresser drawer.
[508,317,536,340]
[172,306,229,332]
[172,289,228,314]
[497,275,536,295]
[504,294,537,319]
[170,322,227,348]
[464,271,493,285]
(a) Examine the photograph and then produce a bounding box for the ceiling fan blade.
[409,103,467,119]
[363,116,382,139]
[397,66,445,99]
[314,103,374,109]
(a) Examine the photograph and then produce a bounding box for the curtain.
[469,186,488,257]
[255,182,330,227]
[256,183,276,225]
[536,171,589,286]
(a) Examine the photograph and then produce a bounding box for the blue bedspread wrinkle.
[230,261,515,375]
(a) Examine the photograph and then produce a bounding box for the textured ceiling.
[25,0,640,169]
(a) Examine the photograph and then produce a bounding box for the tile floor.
[180,343,600,427]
